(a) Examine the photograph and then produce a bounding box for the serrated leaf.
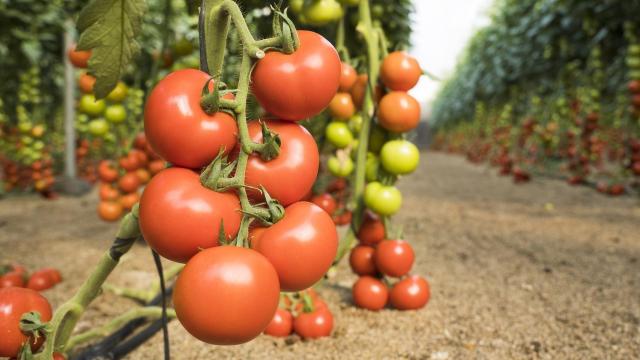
[76,0,146,98]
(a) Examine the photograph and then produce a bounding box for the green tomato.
[369,124,387,153]
[326,121,354,149]
[105,104,127,123]
[106,82,129,103]
[79,94,106,116]
[18,121,33,134]
[76,124,88,133]
[371,4,384,17]
[328,155,354,178]
[366,153,379,182]
[32,140,45,151]
[364,181,382,206]
[290,0,304,13]
[20,136,33,145]
[173,38,194,57]
[304,0,344,25]
[349,114,363,133]
[366,184,402,216]
[380,140,420,175]
[88,118,109,137]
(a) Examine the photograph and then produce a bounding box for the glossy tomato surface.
[252,31,341,121]
[310,193,337,215]
[390,275,430,310]
[144,69,238,169]
[352,276,388,311]
[244,120,319,206]
[357,212,385,245]
[252,201,338,291]
[293,308,333,339]
[0,287,52,357]
[139,168,241,263]
[349,245,377,276]
[264,308,293,337]
[173,247,280,345]
[375,240,415,277]
[380,51,422,91]
[378,92,421,133]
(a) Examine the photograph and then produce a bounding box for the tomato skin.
[0,272,25,288]
[27,271,55,291]
[375,240,415,277]
[349,245,377,276]
[119,192,140,210]
[53,352,66,360]
[380,140,420,175]
[380,51,422,91]
[139,168,241,263]
[147,160,165,175]
[0,287,52,358]
[135,168,151,184]
[366,184,402,216]
[328,93,356,120]
[252,202,338,292]
[173,247,280,345]
[264,308,293,337]
[310,193,337,215]
[252,31,341,121]
[98,160,119,183]
[67,45,91,68]
[352,276,388,311]
[390,275,430,310]
[378,92,421,133]
[357,213,385,245]
[105,105,127,123]
[40,268,62,284]
[144,69,238,169]
[244,120,319,206]
[106,82,128,103]
[339,62,357,92]
[325,121,354,149]
[78,73,96,93]
[79,95,106,116]
[98,201,124,222]
[117,172,140,193]
[327,155,354,178]
[333,210,352,225]
[99,183,120,201]
[293,308,333,339]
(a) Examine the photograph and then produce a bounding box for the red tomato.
[374,240,415,277]
[357,213,385,245]
[145,69,238,169]
[380,51,422,91]
[147,160,165,175]
[349,245,377,276]
[27,271,54,291]
[99,183,120,201]
[327,178,347,192]
[339,62,357,92]
[310,193,337,215]
[244,120,319,206]
[97,201,124,222]
[40,268,62,284]
[328,93,355,120]
[390,275,430,310]
[293,308,333,339]
[173,247,280,345]
[67,45,91,68]
[53,353,66,360]
[98,160,119,183]
[252,202,338,291]
[139,168,241,263]
[252,31,341,121]
[133,133,148,150]
[333,210,352,226]
[119,192,140,210]
[118,172,140,193]
[264,308,293,337]
[378,91,420,133]
[135,168,151,184]
[352,276,388,311]
[0,272,25,288]
[118,154,140,172]
[130,149,149,168]
[0,287,52,357]
[293,297,328,315]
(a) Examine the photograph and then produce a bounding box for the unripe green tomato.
[303,0,344,25]
[366,153,379,182]
[369,124,387,153]
[629,45,640,56]
[626,56,640,68]
[76,124,88,133]
[18,121,33,133]
[29,151,42,162]
[173,38,194,57]
[380,140,420,175]
[366,185,402,216]
[105,104,127,123]
[364,181,382,206]
[107,82,129,103]
[290,0,304,13]
[88,118,109,137]
[326,121,354,149]
[104,133,116,143]
[32,140,45,151]
[77,114,89,124]
[629,69,640,81]
[21,136,33,145]
[328,155,354,178]
[349,114,363,133]
[79,94,106,116]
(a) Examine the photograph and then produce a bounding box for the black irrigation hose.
[151,250,170,360]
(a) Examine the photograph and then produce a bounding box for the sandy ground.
[1,152,639,360]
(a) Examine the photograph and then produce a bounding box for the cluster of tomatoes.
[311,178,352,226]
[96,134,163,222]
[1,155,55,197]
[348,213,430,311]
[139,30,341,345]
[0,263,62,293]
[264,289,333,339]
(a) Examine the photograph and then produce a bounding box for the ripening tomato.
[135,168,151,184]
[357,212,385,245]
[244,120,319,206]
[139,168,241,263]
[67,45,91,68]
[173,247,280,345]
[380,140,420,175]
[264,308,293,337]
[79,94,106,116]
[133,133,147,150]
[293,308,333,339]
[378,92,420,133]
[252,31,341,121]
[310,193,337,215]
[78,73,96,93]
[98,201,124,222]
[0,272,24,288]
[380,51,422,91]
[252,202,338,291]
[375,240,415,277]
[326,121,354,149]
[329,93,356,120]
[339,62,357,92]
[390,275,430,310]
[0,287,52,358]
[351,74,366,109]
[352,276,388,311]
[147,160,165,175]
[145,69,238,169]
[119,192,140,210]
[327,155,354,178]
[98,160,119,182]
[107,82,129,103]
[99,183,120,201]
[53,352,66,360]
[349,245,377,276]
[118,172,140,193]
[27,271,54,291]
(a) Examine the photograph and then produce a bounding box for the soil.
[1,152,639,360]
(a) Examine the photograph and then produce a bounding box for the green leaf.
[76,0,147,98]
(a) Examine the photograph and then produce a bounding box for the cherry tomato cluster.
[311,178,352,225]
[264,289,333,339]
[0,263,62,293]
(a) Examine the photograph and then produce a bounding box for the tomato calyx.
[260,186,286,224]
[271,6,300,54]
[200,151,237,191]
[19,311,50,346]
[252,121,282,161]
[199,78,225,114]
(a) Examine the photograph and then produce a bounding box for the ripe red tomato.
[97,201,123,222]
[375,240,415,277]
[39,268,62,284]
[145,69,238,169]
[252,30,341,121]
[119,192,140,210]
[147,160,165,175]
[264,308,293,337]
[339,62,357,92]
[390,275,430,310]
[349,245,377,276]
[310,193,337,215]
[357,213,385,245]
[333,210,352,225]
[352,276,388,311]
[244,120,319,206]
[173,247,280,345]
[350,74,368,109]
[118,155,140,172]
[133,133,148,150]
[135,168,151,184]
[293,308,333,339]
[328,93,356,120]
[99,183,120,201]
[117,172,140,193]
[139,168,241,263]
[380,51,422,91]
[0,272,25,288]
[0,287,52,358]
[67,45,91,68]
[130,149,149,168]
[378,92,421,133]
[252,202,338,291]
[53,352,66,360]
[98,160,119,183]
[27,271,54,291]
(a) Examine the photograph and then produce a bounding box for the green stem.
[104,263,184,303]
